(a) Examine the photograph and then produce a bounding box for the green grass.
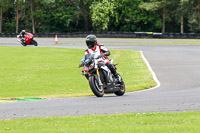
[0,112,200,133]
[0,46,156,98]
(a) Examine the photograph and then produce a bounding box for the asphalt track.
[0,38,200,119]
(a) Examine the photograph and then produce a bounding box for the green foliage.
[34,2,75,32]
[90,0,114,31]
[188,12,200,33]
[40,0,55,3]
[187,0,200,32]
[111,0,162,32]
[1,0,200,33]
[139,1,161,11]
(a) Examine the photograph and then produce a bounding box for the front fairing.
[83,53,96,74]
[84,53,94,65]
[24,33,34,44]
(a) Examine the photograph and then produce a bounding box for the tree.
[34,0,75,32]
[31,0,35,33]
[71,0,94,31]
[111,0,162,32]
[139,0,172,33]
[14,0,27,33]
[176,0,189,33]
[0,0,10,33]
[0,7,2,33]
[187,0,200,33]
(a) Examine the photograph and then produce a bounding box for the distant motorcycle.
[80,53,125,97]
[17,33,38,46]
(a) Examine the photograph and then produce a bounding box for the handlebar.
[95,54,104,59]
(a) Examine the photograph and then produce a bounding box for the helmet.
[86,35,97,49]
[21,30,26,35]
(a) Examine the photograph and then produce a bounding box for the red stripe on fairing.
[99,46,102,54]
[105,61,110,65]
[87,50,89,53]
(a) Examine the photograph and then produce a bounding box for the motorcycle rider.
[79,34,121,82]
[19,30,28,38]
[19,30,28,43]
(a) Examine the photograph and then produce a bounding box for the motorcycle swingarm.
[104,86,118,93]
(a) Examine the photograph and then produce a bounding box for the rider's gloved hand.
[78,63,83,68]
[98,54,103,58]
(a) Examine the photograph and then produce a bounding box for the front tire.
[89,76,104,97]
[21,41,27,46]
[22,44,27,46]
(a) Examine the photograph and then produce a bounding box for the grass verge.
[0,112,200,133]
[0,46,156,98]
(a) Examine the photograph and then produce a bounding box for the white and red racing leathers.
[81,43,118,77]
[81,43,110,64]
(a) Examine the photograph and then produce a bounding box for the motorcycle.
[80,53,125,97]
[17,33,38,46]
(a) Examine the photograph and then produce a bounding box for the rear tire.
[31,39,38,46]
[114,75,125,96]
[89,76,104,97]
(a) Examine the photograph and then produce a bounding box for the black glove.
[78,63,83,68]
[98,54,103,58]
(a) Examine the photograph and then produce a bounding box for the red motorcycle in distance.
[17,33,38,46]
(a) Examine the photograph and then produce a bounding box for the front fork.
[82,68,103,86]
[96,69,103,86]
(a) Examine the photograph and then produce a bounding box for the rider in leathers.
[79,35,121,82]
[19,30,28,43]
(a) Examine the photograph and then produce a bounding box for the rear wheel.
[31,39,38,46]
[114,75,125,96]
[89,75,104,97]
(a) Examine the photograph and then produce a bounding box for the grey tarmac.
[0,38,200,119]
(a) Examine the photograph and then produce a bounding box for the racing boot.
[107,63,121,82]
[114,73,122,83]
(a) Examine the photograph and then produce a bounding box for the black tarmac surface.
[0,37,200,119]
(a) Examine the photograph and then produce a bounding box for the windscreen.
[84,53,94,65]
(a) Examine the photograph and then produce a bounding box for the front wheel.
[89,75,104,97]
[21,40,27,46]
[21,42,27,46]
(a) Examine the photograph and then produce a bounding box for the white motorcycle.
[80,53,125,97]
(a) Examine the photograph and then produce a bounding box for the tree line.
[0,0,200,34]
